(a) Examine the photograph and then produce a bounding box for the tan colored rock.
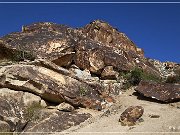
[0,22,77,66]
[0,88,43,132]
[52,52,75,67]
[46,102,74,112]
[0,64,104,110]
[89,50,105,73]
[101,66,119,80]
[57,102,75,112]
[99,80,123,95]
[75,40,133,73]
[0,21,160,78]
[81,20,144,57]
[40,100,47,107]
[23,92,41,107]
[0,87,91,133]
[0,121,11,133]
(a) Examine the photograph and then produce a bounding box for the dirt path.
[60,88,180,135]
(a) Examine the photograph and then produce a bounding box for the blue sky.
[0,2,179,62]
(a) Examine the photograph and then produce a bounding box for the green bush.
[79,86,88,96]
[130,68,143,85]
[121,67,161,89]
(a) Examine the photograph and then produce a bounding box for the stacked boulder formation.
[0,20,179,132]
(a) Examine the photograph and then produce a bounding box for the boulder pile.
[0,20,179,132]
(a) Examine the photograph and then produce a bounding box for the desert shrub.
[121,67,161,89]
[24,102,44,121]
[13,50,35,61]
[79,86,88,96]
[129,67,143,85]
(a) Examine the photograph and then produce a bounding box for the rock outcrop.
[0,64,105,109]
[0,20,179,133]
[0,20,160,76]
[80,20,144,57]
[148,59,180,79]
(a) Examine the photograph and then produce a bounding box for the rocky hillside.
[0,20,179,133]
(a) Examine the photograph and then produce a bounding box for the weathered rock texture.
[148,59,180,79]
[0,88,91,133]
[0,20,179,133]
[22,109,91,133]
[0,20,160,76]
[0,88,43,132]
[119,106,144,126]
[0,64,104,110]
[135,81,180,103]
[80,20,144,57]
[0,22,78,67]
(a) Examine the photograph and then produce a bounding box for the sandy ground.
[56,88,180,135]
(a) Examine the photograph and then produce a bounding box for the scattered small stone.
[169,126,176,132]
[101,109,111,117]
[137,117,144,122]
[148,114,160,118]
[40,99,47,107]
[57,102,75,112]
[169,102,180,109]
[46,102,75,112]
[129,126,136,130]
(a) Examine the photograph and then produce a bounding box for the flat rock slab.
[0,64,104,110]
[22,110,91,133]
[135,81,180,103]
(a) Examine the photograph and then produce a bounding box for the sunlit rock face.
[0,20,179,133]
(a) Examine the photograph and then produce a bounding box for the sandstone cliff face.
[0,20,179,133]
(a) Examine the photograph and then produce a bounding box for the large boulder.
[0,64,104,110]
[0,88,91,133]
[0,88,44,132]
[135,81,180,103]
[0,121,11,133]
[101,66,119,80]
[22,109,91,133]
[0,22,78,67]
[75,40,134,74]
[75,20,160,76]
